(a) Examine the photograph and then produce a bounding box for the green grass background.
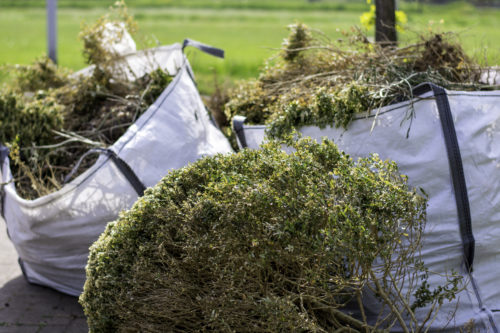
[0,0,499,93]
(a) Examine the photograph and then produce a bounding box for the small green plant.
[80,137,461,332]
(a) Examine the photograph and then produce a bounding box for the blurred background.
[0,0,499,94]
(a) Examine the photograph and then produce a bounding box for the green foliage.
[55,76,105,118]
[80,137,457,332]
[267,83,373,139]
[11,57,69,92]
[224,79,276,126]
[138,68,173,105]
[0,92,65,195]
[411,274,462,311]
[0,92,63,148]
[2,62,171,199]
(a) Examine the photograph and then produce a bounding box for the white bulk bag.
[0,40,233,296]
[233,83,500,332]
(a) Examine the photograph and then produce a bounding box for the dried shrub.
[80,137,460,333]
[282,22,313,62]
[203,77,239,149]
[12,56,69,92]
[225,24,496,140]
[0,92,63,148]
[203,76,231,129]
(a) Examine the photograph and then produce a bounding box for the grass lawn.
[0,1,499,93]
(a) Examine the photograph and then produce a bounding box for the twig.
[51,130,105,147]
[369,270,410,333]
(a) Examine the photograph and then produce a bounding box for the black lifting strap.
[232,115,248,148]
[414,83,475,272]
[107,151,146,197]
[182,39,225,59]
[64,148,146,197]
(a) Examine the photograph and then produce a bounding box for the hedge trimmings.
[224,24,497,140]
[0,1,172,199]
[80,137,460,332]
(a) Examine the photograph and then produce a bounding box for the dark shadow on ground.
[0,275,87,333]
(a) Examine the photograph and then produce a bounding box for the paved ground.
[0,221,88,333]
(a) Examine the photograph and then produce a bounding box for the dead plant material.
[225,24,498,140]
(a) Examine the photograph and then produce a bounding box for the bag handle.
[64,148,146,196]
[232,116,247,149]
[182,39,224,59]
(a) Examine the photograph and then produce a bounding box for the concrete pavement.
[0,222,87,333]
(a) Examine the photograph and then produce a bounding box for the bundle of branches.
[225,23,499,140]
[80,137,461,332]
[0,1,172,199]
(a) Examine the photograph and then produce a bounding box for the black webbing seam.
[414,83,474,272]
[233,116,248,148]
[107,151,146,197]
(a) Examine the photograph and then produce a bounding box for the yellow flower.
[360,5,408,33]
[395,10,408,32]
[360,5,376,30]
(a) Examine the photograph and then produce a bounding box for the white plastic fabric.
[237,89,500,332]
[74,43,183,82]
[101,22,137,56]
[0,44,233,296]
[480,68,500,85]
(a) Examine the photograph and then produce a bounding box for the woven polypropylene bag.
[0,42,233,296]
[233,84,500,332]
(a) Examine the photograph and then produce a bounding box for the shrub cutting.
[80,137,460,332]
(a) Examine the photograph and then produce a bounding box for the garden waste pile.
[222,24,500,332]
[224,24,499,140]
[0,1,233,297]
